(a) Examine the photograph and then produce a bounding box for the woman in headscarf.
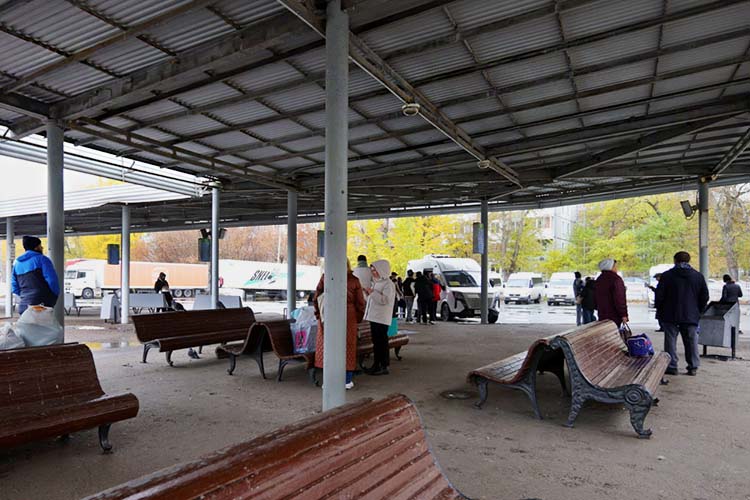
[313,259,366,389]
[363,259,396,375]
[594,258,628,328]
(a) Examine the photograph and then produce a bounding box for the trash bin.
[699,301,740,359]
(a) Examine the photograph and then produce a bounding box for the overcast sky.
[0,154,103,199]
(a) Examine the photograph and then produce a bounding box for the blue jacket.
[11,250,60,308]
[655,264,709,325]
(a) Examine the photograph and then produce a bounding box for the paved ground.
[2,309,749,499]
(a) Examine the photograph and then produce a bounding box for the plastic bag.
[14,305,64,347]
[0,323,25,350]
[626,334,654,357]
[291,306,317,354]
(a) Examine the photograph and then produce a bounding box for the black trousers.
[417,298,430,323]
[429,301,437,321]
[370,321,390,369]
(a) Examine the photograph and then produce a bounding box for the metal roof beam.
[9,11,310,137]
[0,93,49,120]
[708,126,750,179]
[553,116,739,179]
[286,1,521,185]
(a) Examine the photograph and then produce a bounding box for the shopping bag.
[291,306,317,354]
[626,334,654,357]
[387,317,399,337]
[0,323,24,350]
[14,305,64,346]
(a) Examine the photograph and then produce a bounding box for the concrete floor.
[1,316,749,500]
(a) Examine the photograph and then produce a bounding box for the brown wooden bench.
[356,321,410,369]
[215,322,272,378]
[85,394,467,499]
[549,320,671,438]
[0,343,139,454]
[235,319,314,382]
[132,307,255,366]
[467,333,567,419]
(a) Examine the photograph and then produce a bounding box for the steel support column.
[5,217,14,317]
[211,185,220,309]
[322,0,349,412]
[287,190,298,317]
[698,181,709,279]
[480,199,489,324]
[120,205,130,324]
[46,120,65,328]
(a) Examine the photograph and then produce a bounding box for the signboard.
[472,222,485,254]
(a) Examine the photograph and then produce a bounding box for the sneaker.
[187,348,200,360]
[665,367,678,375]
[686,368,697,376]
[345,382,354,390]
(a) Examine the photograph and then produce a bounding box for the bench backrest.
[357,321,372,344]
[85,394,466,500]
[132,308,255,342]
[555,320,625,382]
[0,344,104,413]
[257,319,294,357]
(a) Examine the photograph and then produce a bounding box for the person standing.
[580,277,597,324]
[313,260,366,389]
[402,270,416,323]
[352,254,372,296]
[594,258,628,328]
[655,251,709,376]
[11,236,59,315]
[415,271,431,324]
[363,259,396,375]
[430,273,442,324]
[573,271,585,326]
[154,272,174,308]
[395,276,406,319]
[721,274,743,305]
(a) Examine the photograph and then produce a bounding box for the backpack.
[626,334,654,357]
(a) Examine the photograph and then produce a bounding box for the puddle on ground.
[84,341,135,350]
[73,326,106,331]
[440,389,476,400]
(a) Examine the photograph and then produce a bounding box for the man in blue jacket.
[655,251,709,376]
[11,236,60,315]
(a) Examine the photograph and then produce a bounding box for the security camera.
[401,103,421,116]
[680,200,697,219]
[477,160,491,169]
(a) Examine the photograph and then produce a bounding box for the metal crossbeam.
[709,126,750,179]
[277,0,520,186]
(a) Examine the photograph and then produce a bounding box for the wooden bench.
[356,321,410,369]
[549,320,671,438]
[0,343,139,454]
[132,308,255,366]
[232,319,314,382]
[85,394,467,499]
[467,334,567,419]
[215,322,273,378]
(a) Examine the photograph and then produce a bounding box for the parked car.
[503,272,544,304]
[546,272,576,306]
[623,276,648,302]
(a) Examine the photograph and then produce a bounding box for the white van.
[406,255,498,323]
[546,272,576,306]
[503,272,544,304]
[647,263,673,308]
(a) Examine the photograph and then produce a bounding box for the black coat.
[655,264,709,325]
[581,282,596,311]
[414,276,433,299]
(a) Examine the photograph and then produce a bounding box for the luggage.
[626,333,655,357]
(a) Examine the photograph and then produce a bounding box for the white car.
[546,272,576,306]
[503,272,544,304]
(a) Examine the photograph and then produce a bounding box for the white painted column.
[121,205,130,324]
[287,190,298,317]
[480,200,489,324]
[322,0,349,411]
[210,185,220,309]
[698,181,709,280]
[46,120,65,328]
[5,217,14,317]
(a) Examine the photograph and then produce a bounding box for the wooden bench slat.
[85,395,466,500]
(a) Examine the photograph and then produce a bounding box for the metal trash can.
[699,301,740,359]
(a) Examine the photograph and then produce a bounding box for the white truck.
[64,259,208,299]
[646,263,673,308]
[503,272,545,304]
[406,255,498,323]
[546,272,576,306]
[219,259,321,301]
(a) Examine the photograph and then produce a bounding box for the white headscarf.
[598,258,615,271]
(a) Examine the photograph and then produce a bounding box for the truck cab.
[406,255,498,323]
[64,265,100,299]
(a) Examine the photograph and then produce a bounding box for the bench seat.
[132,308,255,366]
[550,320,671,438]
[85,394,467,499]
[356,321,410,369]
[215,322,272,378]
[467,334,567,419]
[0,344,139,453]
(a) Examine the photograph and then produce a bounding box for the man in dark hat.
[11,236,60,315]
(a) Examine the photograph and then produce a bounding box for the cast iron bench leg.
[227,354,237,375]
[253,350,266,379]
[166,351,174,367]
[474,379,488,409]
[277,360,288,382]
[308,367,319,386]
[98,424,113,454]
[564,394,586,428]
[516,382,543,420]
[394,346,403,361]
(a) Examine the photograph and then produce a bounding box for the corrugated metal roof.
[360,7,455,54]
[658,37,749,73]
[469,14,562,63]
[567,26,660,67]
[448,0,551,31]
[561,0,662,38]
[662,1,750,46]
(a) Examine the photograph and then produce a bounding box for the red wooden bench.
[0,344,139,453]
[85,394,467,499]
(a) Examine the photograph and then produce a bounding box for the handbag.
[626,334,654,357]
[387,317,399,337]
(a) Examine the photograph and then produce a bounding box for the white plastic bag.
[0,323,25,350]
[15,305,64,346]
[291,306,318,354]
